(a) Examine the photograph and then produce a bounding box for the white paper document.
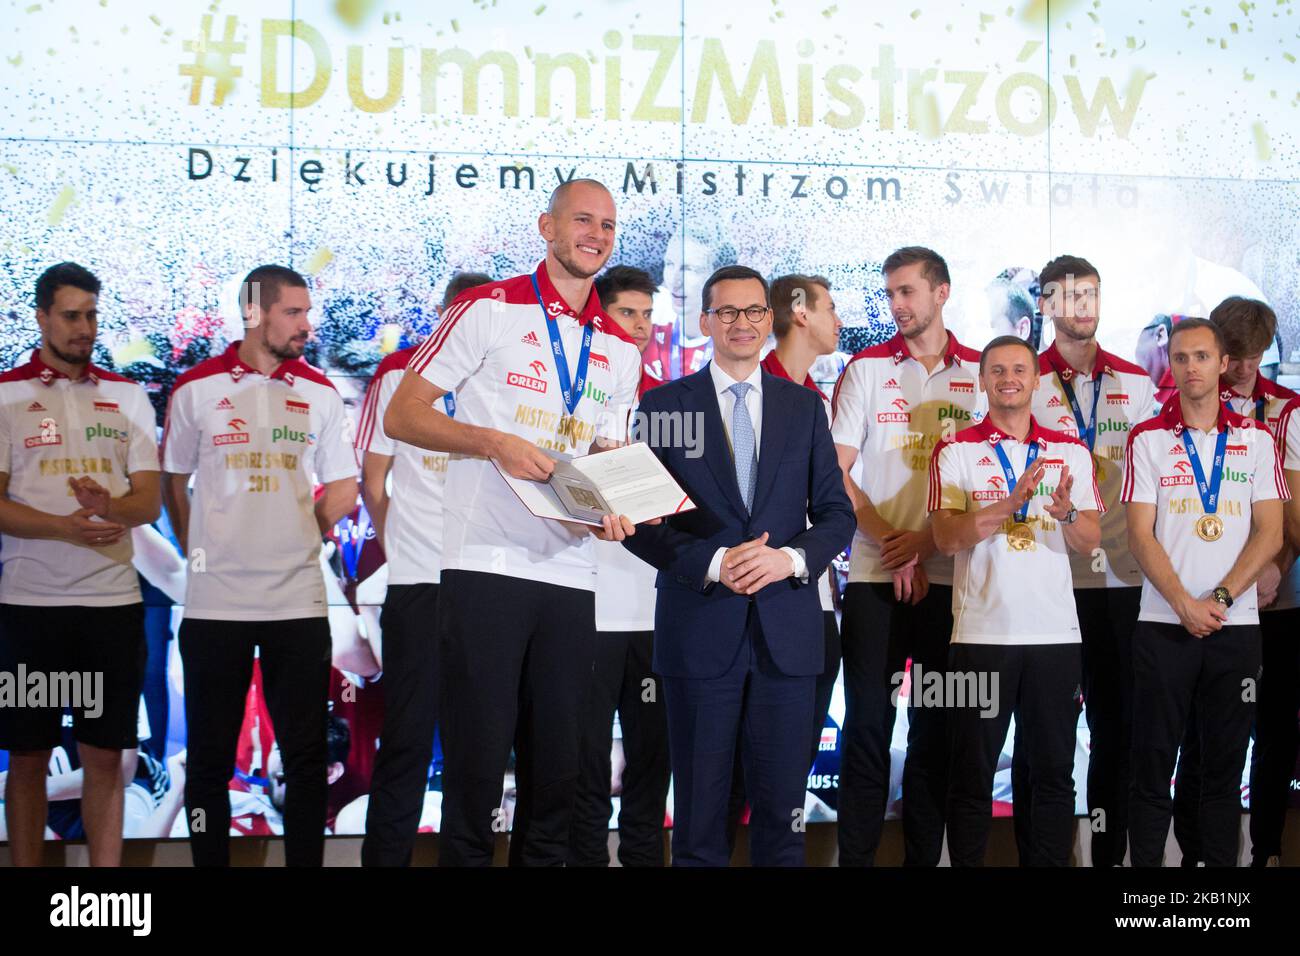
[494,443,696,526]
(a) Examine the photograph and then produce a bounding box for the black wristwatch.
[1063,506,1078,525]
[1212,586,1233,608]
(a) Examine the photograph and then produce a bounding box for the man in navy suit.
[623,265,855,866]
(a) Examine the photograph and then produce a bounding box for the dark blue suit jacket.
[622,363,856,679]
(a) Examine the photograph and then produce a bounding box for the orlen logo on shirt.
[213,418,250,446]
[24,417,61,448]
[972,476,1007,501]
[1160,460,1194,486]
[876,398,911,423]
[506,372,547,393]
[1056,414,1077,432]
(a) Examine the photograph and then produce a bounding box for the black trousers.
[1249,608,1300,862]
[1011,587,1138,866]
[436,570,596,867]
[362,583,440,867]
[838,582,953,866]
[1174,607,1300,866]
[568,629,671,867]
[179,617,332,867]
[663,607,814,867]
[947,642,1081,867]
[726,610,841,852]
[1129,620,1260,868]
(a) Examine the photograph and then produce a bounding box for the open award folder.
[494,442,697,526]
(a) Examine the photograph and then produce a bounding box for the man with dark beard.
[162,265,358,866]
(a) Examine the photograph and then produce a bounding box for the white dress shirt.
[704,360,808,585]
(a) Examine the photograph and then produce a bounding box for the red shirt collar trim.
[760,350,818,390]
[533,261,602,327]
[972,414,1052,447]
[1219,374,1282,405]
[29,349,101,387]
[884,330,966,367]
[1157,394,1242,434]
[221,341,303,384]
[1041,341,1119,382]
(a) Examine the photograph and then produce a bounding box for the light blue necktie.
[728,382,758,512]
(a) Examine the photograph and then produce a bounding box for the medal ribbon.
[1059,374,1103,451]
[531,273,594,416]
[992,438,1040,523]
[1181,426,1228,517]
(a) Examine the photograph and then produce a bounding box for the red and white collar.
[1040,341,1121,382]
[220,341,304,386]
[1219,373,1291,405]
[882,329,969,368]
[28,349,102,387]
[971,414,1053,447]
[760,350,818,391]
[1157,393,1249,436]
[532,261,603,327]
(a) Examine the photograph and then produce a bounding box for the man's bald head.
[547,178,613,215]
[539,179,617,281]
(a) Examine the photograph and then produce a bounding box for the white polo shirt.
[595,371,664,633]
[930,416,1103,644]
[0,351,159,606]
[831,331,986,586]
[161,342,357,621]
[1218,376,1300,612]
[355,347,452,586]
[1122,399,1288,626]
[409,261,642,593]
[1033,342,1157,589]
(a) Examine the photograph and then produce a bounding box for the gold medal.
[1196,514,1223,542]
[1092,453,1106,484]
[1007,522,1036,552]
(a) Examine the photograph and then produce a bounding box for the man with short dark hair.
[568,264,672,867]
[622,264,855,866]
[931,335,1101,866]
[1174,297,1300,868]
[162,264,359,867]
[0,262,161,866]
[1123,318,1288,867]
[831,246,986,866]
[1211,297,1300,867]
[1023,254,1156,866]
[765,273,843,764]
[354,271,494,866]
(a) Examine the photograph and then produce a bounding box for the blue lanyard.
[1181,426,1229,516]
[442,392,456,418]
[1254,397,1266,424]
[1058,374,1103,451]
[338,509,369,581]
[992,439,1040,522]
[531,274,594,416]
